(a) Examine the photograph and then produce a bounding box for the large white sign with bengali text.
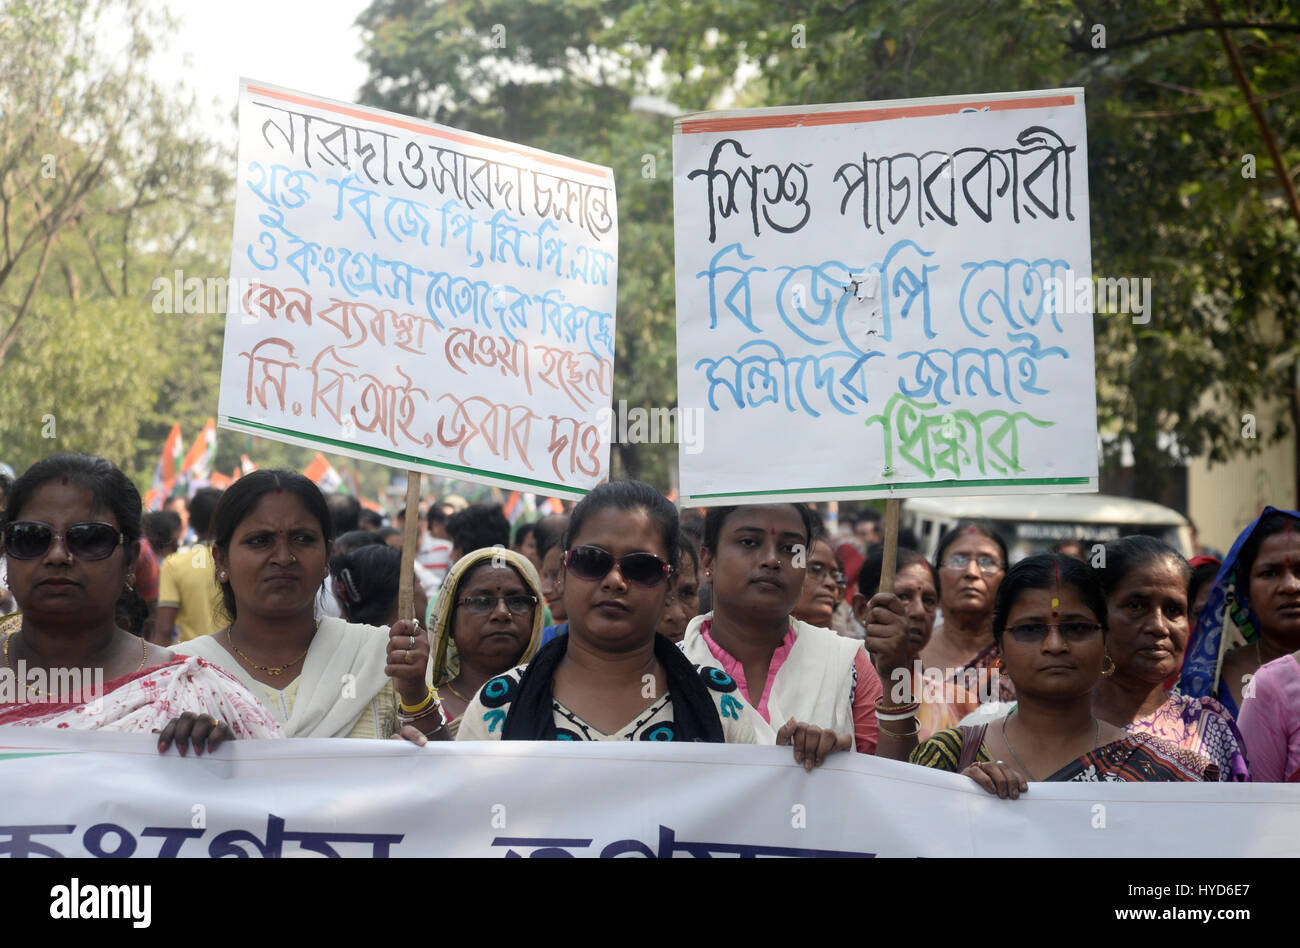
[673,89,1097,505]
[218,79,618,497]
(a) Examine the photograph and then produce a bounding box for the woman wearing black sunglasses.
[910,553,1217,796]
[457,482,848,769]
[0,454,282,749]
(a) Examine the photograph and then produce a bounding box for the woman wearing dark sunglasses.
[0,454,282,750]
[426,545,543,736]
[910,554,1217,796]
[457,482,848,769]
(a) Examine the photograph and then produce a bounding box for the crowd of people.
[1,452,1297,793]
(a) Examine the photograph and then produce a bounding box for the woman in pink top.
[680,503,917,760]
[1237,653,1300,782]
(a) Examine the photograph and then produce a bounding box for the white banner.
[673,89,1098,505]
[218,79,618,498]
[2,727,1296,858]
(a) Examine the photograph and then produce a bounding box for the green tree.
[0,0,234,489]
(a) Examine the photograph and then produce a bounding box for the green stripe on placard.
[688,476,1092,500]
[0,751,78,761]
[225,418,590,496]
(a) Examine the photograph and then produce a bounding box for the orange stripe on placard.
[245,84,608,179]
[678,95,1077,134]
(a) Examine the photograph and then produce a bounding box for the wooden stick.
[877,499,901,594]
[397,471,421,623]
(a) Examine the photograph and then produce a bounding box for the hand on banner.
[390,725,429,746]
[963,760,1029,799]
[861,592,912,684]
[385,618,430,705]
[776,718,853,772]
[156,712,232,756]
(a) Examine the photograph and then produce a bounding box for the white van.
[900,494,1193,563]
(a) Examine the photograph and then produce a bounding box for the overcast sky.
[149,0,371,132]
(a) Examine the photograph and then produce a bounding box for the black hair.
[446,503,510,556]
[377,526,402,543]
[857,547,936,599]
[189,486,224,536]
[329,544,400,626]
[991,553,1108,644]
[513,520,538,548]
[701,503,822,556]
[1094,535,1190,600]
[359,508,384,530]
[211,470,333,622]
[535,516,569,560]
[1188,560,1220,609]
[1237,511,1300,589]
[677,530,700,578]
[855,508,883,525]
[933,520,1009,573]
[334,529,385,554]
[679,510,705,548]
[426,501,449,530]
[143,510,182,551]
[3,453,142,549]
[564,481,680,570]
[326,492,361,536]
[115,585,150,637]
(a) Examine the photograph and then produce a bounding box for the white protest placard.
[218,79,618,498]
[2,728,1296,858]
[673,89,1097,505]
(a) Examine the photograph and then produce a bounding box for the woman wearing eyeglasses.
[920,521,1015,702]
[177,470,446,743]
[1091,537,1249,781]
[457,482,847,769]
[910,553,1216,796]
[791,533,844,629]
[426,546,543,736]
[0,454,282,750]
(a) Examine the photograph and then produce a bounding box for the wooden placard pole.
[397,471,421,623]
[877,498,901,594]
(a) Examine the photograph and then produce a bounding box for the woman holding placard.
[679,503,919,760]
[176,470,448,742]
[456,482,847,769]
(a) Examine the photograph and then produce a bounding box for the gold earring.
[1101,652,1116,677]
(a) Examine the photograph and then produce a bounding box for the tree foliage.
[355,0,1299,501]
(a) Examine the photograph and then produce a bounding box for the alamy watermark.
[1045,269,1152,325]
[0,662,104,707]
[595,400,704,455]
[889,661,1002,705]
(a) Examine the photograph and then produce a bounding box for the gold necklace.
[4,631,146,697]
[1001,707,1100,781]
[227,622,316,676]
[444,681,471,703]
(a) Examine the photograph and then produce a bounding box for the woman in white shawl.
[681,504,918,761]
[177,470,446,742]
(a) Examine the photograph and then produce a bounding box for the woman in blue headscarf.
[1178,507,1300,716]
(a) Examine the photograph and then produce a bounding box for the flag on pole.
[503,491,522,523]
[145,424,184,511]
[240,454,258,475]
[209,472,233,489]
[180,418,217,483]
[303,453,343,493]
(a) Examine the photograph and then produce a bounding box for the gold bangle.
[879,717,920,739]
[398,686,436,715]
